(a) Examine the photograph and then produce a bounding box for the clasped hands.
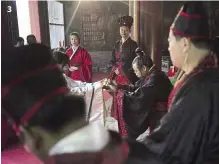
[101,78,118,93]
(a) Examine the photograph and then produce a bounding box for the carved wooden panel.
[80,2,128,51]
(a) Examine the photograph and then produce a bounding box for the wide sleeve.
[122,77,156,138]
[142,86,219,163]
[80,49,92,82]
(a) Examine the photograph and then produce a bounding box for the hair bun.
[135,47,144,57]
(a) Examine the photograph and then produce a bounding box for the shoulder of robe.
[171,68,219,114]
[66,48,72,55]
[144,70,167,86]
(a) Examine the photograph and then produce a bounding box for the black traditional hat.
[171,2,209,38]
[118,15,133,29]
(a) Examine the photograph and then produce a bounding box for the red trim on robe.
[115,89,128,138]
[168,66,178,78]
[66,47,92,82]
[110,51,130,128]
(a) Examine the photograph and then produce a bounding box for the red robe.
[66,46,92,82]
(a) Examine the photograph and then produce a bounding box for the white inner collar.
[69,46,79,60]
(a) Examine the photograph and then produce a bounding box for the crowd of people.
[2,1,219,164]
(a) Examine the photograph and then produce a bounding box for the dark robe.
[44,131,162,164]
[114,69,172,139]
[109,37,138,85]
[66,46,92,82]
[109,38,138,122]
[140,55,219,164]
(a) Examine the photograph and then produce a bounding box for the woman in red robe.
[66,32,92,82]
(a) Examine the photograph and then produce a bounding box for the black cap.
[118,15,133,29]
[171,2,209,38]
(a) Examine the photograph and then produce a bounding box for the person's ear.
[181,37,191,54]
[142,65,147,72]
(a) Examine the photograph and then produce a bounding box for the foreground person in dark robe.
[103,48,172,139]
[108,15,139,122]
[2,44,162,164]
[129,2,218,164]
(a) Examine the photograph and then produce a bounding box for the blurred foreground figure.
[2,44,161,164]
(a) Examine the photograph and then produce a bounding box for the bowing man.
[103,48,172,140]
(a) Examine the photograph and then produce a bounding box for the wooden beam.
[133,0,139,43]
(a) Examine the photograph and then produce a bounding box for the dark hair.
[2,44,85,133]
[132,47,154,69]
[17,37,24,43]
[27,34,36,40]
[53,51,69,68]
[174,35,211,50]
[70,32,80,43]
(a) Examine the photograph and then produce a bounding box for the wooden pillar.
[129,0,139,43]
[129,0,134,39]
[133,0,139,43]
[139,1,147,53]
[38,1,50,45]
[153,2,163,70]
